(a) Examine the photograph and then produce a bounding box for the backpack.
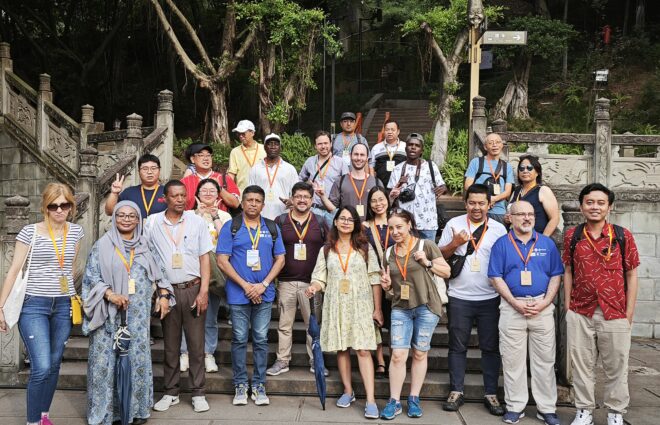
[230,214,279,256]
[569,223,628,290]
[428,159,449,237]
[475,157,508,196]
[274,212,326,241]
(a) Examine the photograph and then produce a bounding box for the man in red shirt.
[181,144,240,212]
[562,183,640,425]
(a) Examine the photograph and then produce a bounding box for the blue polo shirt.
[119,185,167,218]
[488,231,564,297]
[216,216,286,305]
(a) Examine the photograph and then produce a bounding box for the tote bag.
[4,224,37,329]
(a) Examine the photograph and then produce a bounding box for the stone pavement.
[1,339,659,425]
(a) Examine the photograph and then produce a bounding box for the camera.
[398,184,416,203]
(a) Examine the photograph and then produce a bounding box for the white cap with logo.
[232,120,256,133]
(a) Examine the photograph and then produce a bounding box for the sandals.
[375,363,388,379]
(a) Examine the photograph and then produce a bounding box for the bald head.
[484,132,504,158]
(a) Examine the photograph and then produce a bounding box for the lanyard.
[114,247,135,275]
[288,212,311,243]
[316,155,331,180]
[583,223,613,261]
[384,141,398,161]
[348,173,368,203]
[466,216,488,254]
[373,223,390,249]
[336,243,353,276]
[341,133,353,150]
[141,185,159,215]
[507,232,538,270]
[47,220,69,272]
[394,237,415,281]
[162,219,186,249]
[487,159,501,182]
[265,159,281,189]
[244,217,261,249]
[241,144,259,167]
[515,183,537,202]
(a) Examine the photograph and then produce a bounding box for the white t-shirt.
[438,214,507,301]
[248,158,299,220]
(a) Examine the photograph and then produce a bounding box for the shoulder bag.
[4,224,37,329]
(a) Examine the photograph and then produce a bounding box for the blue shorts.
[390,305,440,352]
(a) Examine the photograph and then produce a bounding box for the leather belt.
[172,277,201,289]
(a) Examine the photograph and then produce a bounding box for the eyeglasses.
[193,153,212,159]
[199,189,218,195]
[139,166,160,172]
[511,212,535,218]
[47,202,72,212]
[336,217,355,223]
[485,140,503,146]
[116,213,139,220]
[518,165,534,172]
[292,194,312,200]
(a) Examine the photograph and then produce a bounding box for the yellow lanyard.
[114,247,135,276]
[141,185,159,215]
[47,220,68,273]
[244,217,261,249]
[288,212,311,244]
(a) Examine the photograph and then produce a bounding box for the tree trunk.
[207,82,231,144]
[430,69,457,166]
[493,55,532,120]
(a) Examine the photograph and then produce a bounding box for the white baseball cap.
[232,120,255,133]
[264,133,281,143]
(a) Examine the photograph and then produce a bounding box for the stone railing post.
[0,196,30,375]
[0,42,12,116]
[592,98,612,185]
[470,96,487,160]
[76,148,99,270]
[125,113,144,186]
[79,104,95,150]
[155,90,174,181]
[35,73,53,151]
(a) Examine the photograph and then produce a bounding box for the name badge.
[266,191,275,201]
[247,249,260,267]
[294,243,307,261]
[492,183,501,195]
[342,150,350,160]
[59,276,68,294]
[128,278,136,295]
[470,258,481,272]
[252,261,261,272]
[386,160,395,172]
[339,278,350,294]
[356,204,365,217]
[521,270,532,286]
[400,283,410,300]
[172,253,183,269]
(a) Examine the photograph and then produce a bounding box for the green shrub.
[174,137,232,171]
[441,129,469,196]
[280,133,315,170]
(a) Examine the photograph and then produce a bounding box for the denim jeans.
[18,295,72,423]
[417,229,438,242]
[230,302,272,387]
[390,305,440,351]
[181,292,221,354]
[447,296,501,395]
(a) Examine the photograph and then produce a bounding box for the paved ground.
[1,339,659,424]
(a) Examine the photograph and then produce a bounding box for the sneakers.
[380,398,402,420]
[336,392,356,408]
[153,395,180,411]
[607,412,623,425]
[309,364,330,377]
[251,383,270,406]
[205,353,218,373]
[233,384,248,406]
[364,402,379,419]
[180,353,189,372]
[442,391,465,411]
[571,409,594,425]
[192,396,210,412]
[267,360,290,376]
[537,412,561,425]
[484,394,505,416]
[407,395,423,418]
[503,411,525,424]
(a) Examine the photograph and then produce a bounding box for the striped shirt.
[16,223,84,297]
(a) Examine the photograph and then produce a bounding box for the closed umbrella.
[113,310,132,425]
[307,297,326,410]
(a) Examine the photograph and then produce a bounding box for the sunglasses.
[47,202,72,212]
[518,165,535,172]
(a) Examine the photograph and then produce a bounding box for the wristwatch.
[426,261,433,269]
[158,292,171,300]
[262,281,270,288]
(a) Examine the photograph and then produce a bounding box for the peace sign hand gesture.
[111,174,125,195]
[380,266,392,291]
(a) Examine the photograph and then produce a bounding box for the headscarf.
[84,200,163,331]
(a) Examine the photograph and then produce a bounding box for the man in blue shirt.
[464,133,514,224]
[217,185,285,407]
[488,201,563,425]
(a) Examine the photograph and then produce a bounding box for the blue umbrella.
[307,297,326,410]
[113,310,132,425]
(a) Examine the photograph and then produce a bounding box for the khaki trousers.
[162,284,207,397]
[499,298,557,414]
[276,281,319,363]
[567,307,631,413]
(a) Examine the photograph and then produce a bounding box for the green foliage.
[421,128,467,195]
[494,16,577,64]
[280,133,315,170]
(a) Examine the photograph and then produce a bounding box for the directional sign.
[482,30,527,45]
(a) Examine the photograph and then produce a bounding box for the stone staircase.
[363,99,434,145]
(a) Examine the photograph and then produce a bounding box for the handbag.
[70,294,83,325]
[4,224,37,329]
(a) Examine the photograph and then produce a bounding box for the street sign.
[482,30,527,45]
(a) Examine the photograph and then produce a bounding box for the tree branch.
[162,0,215,73]
[420,21,449,73]
[451,28,469,61]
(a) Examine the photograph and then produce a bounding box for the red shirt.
[181,171,240,211]
[562,223,640,320]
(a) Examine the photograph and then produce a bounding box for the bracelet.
[158,293,171,300]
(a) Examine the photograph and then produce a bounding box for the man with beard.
[488,201,563,425]
[266,182,328,377]
[181,143,240,211]
[369,119,406,188]
[248,133,299,220]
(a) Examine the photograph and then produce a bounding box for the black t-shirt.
[118,185,167,218]
[275,213,326,282]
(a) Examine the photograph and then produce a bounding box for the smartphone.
[190,304,199,317]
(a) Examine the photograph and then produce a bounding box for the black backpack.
[569,223,628,289]
[274,212,326,241]
[230,214,279,256]
[475,157,508,196]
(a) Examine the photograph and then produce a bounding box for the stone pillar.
[0,196,30,376]
[125,113,144,187]
[470,96,487,160]
[36,74,52,151]
[155,90,175,181]
[79,105,95,150]
[75,148,99,271]
[39,74,53,102]
[81,104,94,125]
[592,98,612,186]
[620,132,635,158]
[0,42,12,116]
[0,42,12,71]
[491,118,507,133]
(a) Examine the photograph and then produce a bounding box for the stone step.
[30,361,503,400]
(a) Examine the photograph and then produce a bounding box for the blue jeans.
[390,305,440,351]
[447,296,501,395]
[181,292,221,354]
[418,229,438,242]
[18,295,72,423]
[230,302,272,387]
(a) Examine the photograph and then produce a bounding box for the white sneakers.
[192,396,210,412]
[205,353,219,373]
[180,353,189,372]
[607,412,623,425]
[571,409,594,425]
[153,395,179,412]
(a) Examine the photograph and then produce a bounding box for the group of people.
[0,115,640,425]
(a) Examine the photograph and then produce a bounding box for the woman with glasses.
[363,186,393,379]
[306,206,382,419]
[180,178,231,373]
[82,201,168,425]
[0,183,85,425]
[505,155,559,236]
[379,209,450,420]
